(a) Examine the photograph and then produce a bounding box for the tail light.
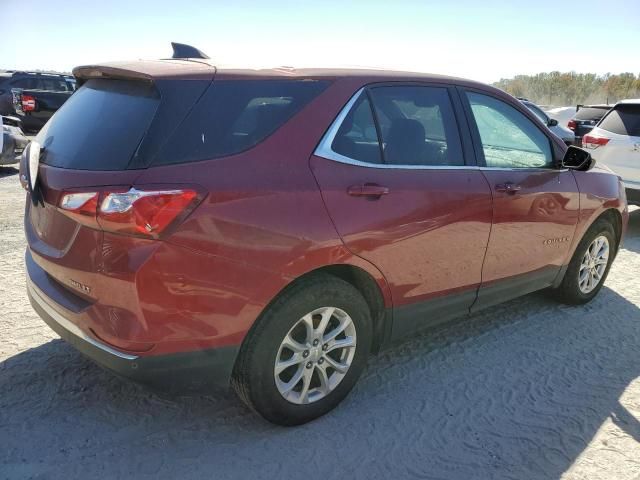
[58,187,201,238]
[582,134,610,149]
[22,94,36,112]
[567,119,576,131]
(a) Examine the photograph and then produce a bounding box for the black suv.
[568,104,612,144]
[0,71,75,132]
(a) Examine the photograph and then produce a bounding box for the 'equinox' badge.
[543,237,570,245]
[69,279,91,293]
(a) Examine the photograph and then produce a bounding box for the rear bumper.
[27,276,239,392]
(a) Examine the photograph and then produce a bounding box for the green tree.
[493,72,640,106]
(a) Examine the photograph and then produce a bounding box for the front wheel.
[553,218,617,305]
[232,274,372,426]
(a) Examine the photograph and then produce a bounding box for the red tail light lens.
[59,191,100,228]
[567,119,576,131]
[59,188,199,238]
[582,134,610,149]
[99,188,198,237]
[22,94,36,112]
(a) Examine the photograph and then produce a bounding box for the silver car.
[521,100,575,146]
[1,116,28,166]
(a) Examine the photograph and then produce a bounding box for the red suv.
[23,48,628,425]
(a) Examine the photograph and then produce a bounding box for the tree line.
[493,72,640,106]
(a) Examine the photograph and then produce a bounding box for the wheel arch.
[600,208,623,251]
[246,262,392,356]
[583,208,623,254]
[553,207,622,289]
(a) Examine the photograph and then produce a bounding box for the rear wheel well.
[317,265,388,353]
[263,265,388,354]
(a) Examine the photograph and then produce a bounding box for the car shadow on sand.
[0,166,18,178]
[622,207,640,254]
[2,281,640,479]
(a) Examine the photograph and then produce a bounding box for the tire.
[231,274,372,426]
[553,218,617,305]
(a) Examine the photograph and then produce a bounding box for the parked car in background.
[545,106,577,127]
[568,104,612,145]
[520,99,575,145]
[0,71,75,132]
[583,99,640,205]
[23,44,628,426]
[12,87,74,133]
[1,116,28,166]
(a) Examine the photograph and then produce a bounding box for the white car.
[583,99,640,205]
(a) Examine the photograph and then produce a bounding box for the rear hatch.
[584,103,640,189]
[571,106,611,139]
[23,61,215,303]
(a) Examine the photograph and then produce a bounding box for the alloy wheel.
[274,306,357,405]
[578,235,610,294]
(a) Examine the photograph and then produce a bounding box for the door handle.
[495,182,522,194]
[347,184,390,197]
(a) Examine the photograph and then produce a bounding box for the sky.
[2,0,639,83]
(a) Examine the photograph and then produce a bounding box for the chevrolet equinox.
[22,45,629,425]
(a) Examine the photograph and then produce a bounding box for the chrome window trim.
[314,88,474,170]
[27,278,139,361]
[480,166,569,172]
[314,88,567,172]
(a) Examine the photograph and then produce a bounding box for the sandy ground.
[1,165,639,480]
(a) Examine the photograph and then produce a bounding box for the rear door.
[459,89,580,309]
[311,84,493,339]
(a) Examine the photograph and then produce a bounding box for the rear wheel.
[553,218,617,305]
[232,274,372,426]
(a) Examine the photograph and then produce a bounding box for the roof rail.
[171,42,209,60]
[2,70,72,77]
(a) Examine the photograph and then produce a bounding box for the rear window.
[10,78,37,89]
[575,106,610,121]
[153,79,328,165]
[35,77,72,92]
[36,79,159,170]
[598,104,640,137]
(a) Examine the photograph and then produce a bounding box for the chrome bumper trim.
[27,279,139,361]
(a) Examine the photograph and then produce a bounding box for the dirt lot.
[1,166,639,480]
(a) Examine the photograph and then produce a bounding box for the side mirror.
[547,118,558,127]
[562,146,595,171]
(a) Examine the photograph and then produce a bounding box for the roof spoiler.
[171,42,209,59]
[72,65,154,86]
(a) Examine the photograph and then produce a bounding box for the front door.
[311,84,493,339]
[460,90,580,309]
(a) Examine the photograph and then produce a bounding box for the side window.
[31,78,46,90]
[10,78,36,89]
[368,86,464,166]
[331,95,382,164]
[154,80,328,166]
[39,77,70,91]
[466,92,553,168]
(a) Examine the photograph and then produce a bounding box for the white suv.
[583,99,640,204]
